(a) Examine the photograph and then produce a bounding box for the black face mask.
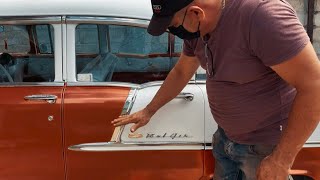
[168,10,200,40]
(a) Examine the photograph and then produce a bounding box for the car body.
[0,0,319,179]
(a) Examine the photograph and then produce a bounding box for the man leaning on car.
[112,0,320,179]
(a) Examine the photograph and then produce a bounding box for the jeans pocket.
[212,129,220,148]
[248,144,276,157]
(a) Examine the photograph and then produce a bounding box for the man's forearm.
[146,66,195,114]
[272,88,320,168]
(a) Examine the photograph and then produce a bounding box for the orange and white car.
[0,0,319,179]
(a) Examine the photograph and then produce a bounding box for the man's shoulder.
[235,0,295,20]
[247,0,296,20]
[231,0,260,17]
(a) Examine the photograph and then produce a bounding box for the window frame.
[0,17,64,85]
[66,16,189,85]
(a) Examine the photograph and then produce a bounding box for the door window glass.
[76,24,99,54]
[0,24,55,83]
[75,24,179,84]
[36,25,54,54]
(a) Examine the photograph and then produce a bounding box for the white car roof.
[0,0,153,20]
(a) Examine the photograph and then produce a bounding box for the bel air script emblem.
[146,133,192,139]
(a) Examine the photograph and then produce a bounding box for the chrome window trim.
[0,82,64,87]
[66,24,77,82]
[0,16,62,24]
[65,16,184,83]
[62,17,67,81]
[53,24,63,82]
[0,17,64,85]
[66,16,149,28]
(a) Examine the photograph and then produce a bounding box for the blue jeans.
[212,127,277,180]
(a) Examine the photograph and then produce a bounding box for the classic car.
[0,0,319,179]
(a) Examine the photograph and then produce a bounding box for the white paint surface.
[121,84,205,144]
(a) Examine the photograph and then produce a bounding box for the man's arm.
[111,53,200,132]
[258,42,320,179]
[145,53,200,114]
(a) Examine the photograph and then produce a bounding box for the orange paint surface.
[0,86,65,180]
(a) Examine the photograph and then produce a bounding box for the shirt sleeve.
[183,39,196,57]
[249,0,310,67]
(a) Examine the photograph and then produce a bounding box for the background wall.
[288,0,319,58]
[314,0,320,57]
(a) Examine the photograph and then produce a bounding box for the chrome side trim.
[71,141,320,152]
[110,88,138,142]
[205,142,320,150]
[68,142,204,152]
[66,16,149,27]
[0,16,62,24]
[305,141,320,144]
[304,142,320,148]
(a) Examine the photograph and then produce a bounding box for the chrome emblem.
[128,133,143,138]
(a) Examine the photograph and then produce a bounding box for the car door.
[193,69,217,178]
[64,17,206,180]
[0,19,65,179]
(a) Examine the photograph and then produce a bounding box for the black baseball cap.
[147,0,194,36]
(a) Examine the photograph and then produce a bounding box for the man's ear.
[188,6,205,21]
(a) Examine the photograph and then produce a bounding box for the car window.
[75,24,179,84]
[76,24,99,54]
[174,36,206,81]
[36,25,55,54]
[174,37,183,53]
[0,24,55,83]
[109,25,168,54]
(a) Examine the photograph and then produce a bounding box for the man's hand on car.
[111,108,155,132]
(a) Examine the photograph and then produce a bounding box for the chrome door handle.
[176,92,194,101]
[24,94,57,104]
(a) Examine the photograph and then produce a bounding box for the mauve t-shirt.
[183,0,310,144]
